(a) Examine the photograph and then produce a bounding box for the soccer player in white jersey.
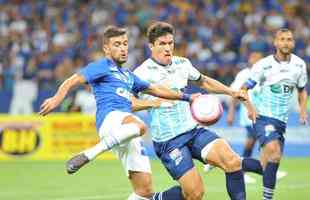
[226,52,263,183]
[39,26,200,200]
[134,21,254,200]
[242,29,308,200]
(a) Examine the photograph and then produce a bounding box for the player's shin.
[225,170,246,200]
[263,162,279,200]
[84,123,141,160]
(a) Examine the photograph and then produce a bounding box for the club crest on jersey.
[116,87,131,100]
[265,124,275,137]
[169,148,183,166]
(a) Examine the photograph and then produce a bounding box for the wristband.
[245,79,257,89]
[181,93,191,102]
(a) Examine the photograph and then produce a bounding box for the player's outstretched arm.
[131,96,161,112]
[144,84,199,102]
[196,75,247,100]
[298,88,308,124]
[227,97,238,126]
[131,96,175,112]
[39,74,86,116]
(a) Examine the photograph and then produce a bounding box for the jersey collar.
[273,54,291,64]
[150,57,172,67]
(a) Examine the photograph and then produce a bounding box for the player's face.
[274,31,295,55]
[150,34,174,65]
[104,34,128,65]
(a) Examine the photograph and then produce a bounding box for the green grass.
[1,158,310,200]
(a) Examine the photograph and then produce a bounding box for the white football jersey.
[134,56,201,142]
[250,54,307,122]
[231,68,259,127]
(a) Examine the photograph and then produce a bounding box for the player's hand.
[231,89,248,101]
[299,111,308,125]
[39,97,61,116]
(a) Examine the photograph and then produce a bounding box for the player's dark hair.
[147,21,175,44]
[103,26,127,44]
[275,28,292,37]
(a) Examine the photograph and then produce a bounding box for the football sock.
[242,158,263,175]
[225,170,246,200]
[263,162,279,200]
[152,186,184,200]
[242,148,253,158]
[84,123,140,160]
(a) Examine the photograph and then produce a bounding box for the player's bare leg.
[128,171,154,199]
[177,167,204,200]
[204,139,246,200]
[66,115,147,174]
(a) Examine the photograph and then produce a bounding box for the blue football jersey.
[79,58,150,129]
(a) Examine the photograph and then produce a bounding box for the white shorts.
[99,111,151,176]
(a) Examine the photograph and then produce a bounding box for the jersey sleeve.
[297,62,308,89]
[79,60,109,83]
[185,58,201,81]
[131,72,150,94]
[230,72,245,90]
[249,60,265,84]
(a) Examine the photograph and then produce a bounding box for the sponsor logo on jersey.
[116,87,131,100]
[263,65,272,70]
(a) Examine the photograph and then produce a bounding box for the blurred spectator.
[70,85,96,115]
[0,0,309,113]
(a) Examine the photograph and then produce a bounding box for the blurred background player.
[242,28,308,200]
[226,51,288,183]
[227,52,262,184]
[134,21,253,200]
[39,25,197,200]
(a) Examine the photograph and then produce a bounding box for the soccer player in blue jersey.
[133,21,254,200]
[39,26,199,200]
[242,29,308,199]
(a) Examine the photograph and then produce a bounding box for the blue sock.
[242,158,263,175]
[263,162,279,200]
[225,170,246,200]
[152,186,184,200]
[242,148,253,158]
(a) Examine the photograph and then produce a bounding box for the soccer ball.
[190,94,223,126]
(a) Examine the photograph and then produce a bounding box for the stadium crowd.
[0,0,309,113]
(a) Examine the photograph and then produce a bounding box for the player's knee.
[134,185,153,198]
[184,187,204,200]
[265,143,282,162]
[136,122,147,136]
[134,179,153,197]
[268,152,281,163]
[223,154,241,172]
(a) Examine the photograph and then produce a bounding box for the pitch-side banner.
[0,114,115,160]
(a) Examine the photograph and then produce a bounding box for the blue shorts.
[253,115,286,152]
[245,125,256,139]
[153,127,220,180]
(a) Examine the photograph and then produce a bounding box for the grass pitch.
[1,158,309,200]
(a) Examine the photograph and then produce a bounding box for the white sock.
[128,193,149,200]
[83,123,141,160]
